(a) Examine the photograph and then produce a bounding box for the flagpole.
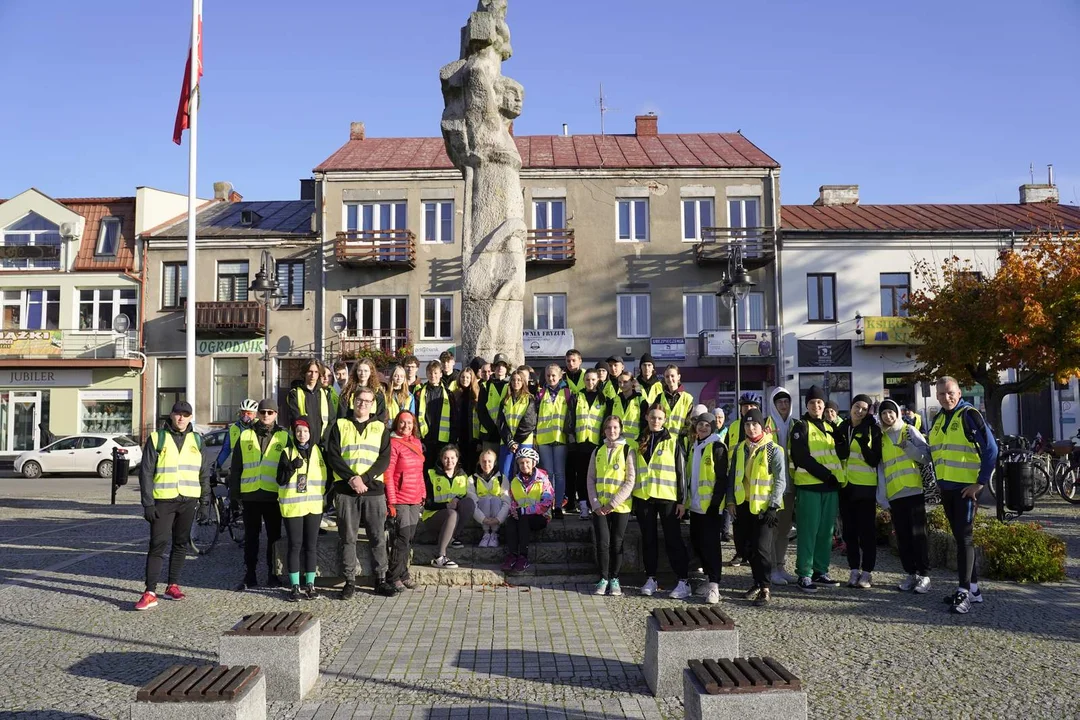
[184,0,199,421]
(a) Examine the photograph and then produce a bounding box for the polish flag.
[172,1,203,145]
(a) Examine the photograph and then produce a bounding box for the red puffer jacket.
[384,433,426,506]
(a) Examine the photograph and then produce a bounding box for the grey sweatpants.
[335,492,388,582]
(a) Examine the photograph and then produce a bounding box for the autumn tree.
[906,231,1080,434]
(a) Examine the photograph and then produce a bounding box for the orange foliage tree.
[906,231,1080,434]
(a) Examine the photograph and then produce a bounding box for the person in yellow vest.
[764,387,798,585]
[568,369,607,520]
[452,366,482,474]
[725,394,761,567]
[325,387,394,598]
[684,411,728,604]
[416,361,455,470]
[658,365,695,438]
[601,355,625,400]
[877,399,932,594]
[502,447,554,573]
[440,350,459,391]
[386,365,418,423]
[339,359,387,423]
[134,401,211,611]
[837,394,882,589]
[636,353,662,406]
[563,348,586,395]
[789,385,848,593]
[286,358,335,446]
[478,354,511,456]
[403,355,422,395]
[467,449,510,547]
[276,419,327,602]
[929,376,998,614]
[608,371,646,450]
[536,364,573,518]
[902,405,924,432]
[421,444,474,568]
[635,404,692,599]
[586,415,637,596]
[229,398,289,591]
[497,369,538,478]
[727,408,786,607]
[320,363,340,420]
[215,398,258,472]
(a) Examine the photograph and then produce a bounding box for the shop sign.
[523,329,574,358]
[863,316,920,346]
[413,343,455,362]
[797,339,852,368]
[4,368,92,387]
[704,330,774,357]
[196,338,265,356]
[0,330,62,357]
[884,374,911,387]
[0,245,60,259]
[650,337,686,361]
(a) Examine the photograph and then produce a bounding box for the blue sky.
[1,0,1077,206]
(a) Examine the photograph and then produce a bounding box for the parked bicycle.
[1048,441,1080,504]
[189,469,245,555]
[992,435,1052,499]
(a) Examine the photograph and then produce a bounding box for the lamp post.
[249,250,282,400]
[716,245,756,402]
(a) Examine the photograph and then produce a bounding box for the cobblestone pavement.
[0,477,1077,719]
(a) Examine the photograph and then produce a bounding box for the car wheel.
[22,461,42,479]
[97,460,113,479]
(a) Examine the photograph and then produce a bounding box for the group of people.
[134,345,995,617]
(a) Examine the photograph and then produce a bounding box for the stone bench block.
[644,608,738,697]
[219,612,320,701]
[130,665,265,720]
[683,657,806,720]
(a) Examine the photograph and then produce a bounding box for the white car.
[15,434,143,479]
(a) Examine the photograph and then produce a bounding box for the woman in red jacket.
[384,411,426,592]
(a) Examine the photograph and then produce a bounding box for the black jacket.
[498,393,538,445]
[286,380,334,445]
[139,422,211,508]
[325,416,391,497]
[789,414,850,491]
[477,379,509,441]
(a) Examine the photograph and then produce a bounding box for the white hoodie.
[766,386,795,450]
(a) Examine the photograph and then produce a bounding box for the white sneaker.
[579,501,590,520]
[669,580,692,600]
[778,569,798,584]
[593,579,609,595]
[914,575,930,594]
[847,569,861,588]
[478,532,491,548]
[898,574,917,591]
[769,570,788,586]
[704,582,720,604]
[488,533,499,548]
[640,577,658,596]
[857,571,872,589]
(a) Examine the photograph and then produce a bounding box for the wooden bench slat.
[763,657,801,690]
[204,666,247,698]
[718,658,748,688]
[277,611,303,633]
[219,666,260,700]
[684,607,705,626]
[703,659,731,691]
[161,666,202,700]
[189,666,229,699]
[733,657,766,687]
[168,666,218,701]
[673,608,693,627]
[237,613,264,631]
[749,656,784,686]
[286,612,312,631]
[136,665,189,701]
[688,659,718,693]
[661,608,680,628]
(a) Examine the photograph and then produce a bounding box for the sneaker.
[287,585,303,603]
[753,587,771,607]
[950,589,971,614]
[768,571,788,586]
[478,533,489,548]
[812,572,841,587]
[512,556,531,573]
[705,582,720,604]
[847,569,861,588]
[778,569,798,584]
[238,573,258,591]
[669,580,692,600]
[640,577,658,596]
[488,533,499,548]
[304,583,319,600]
[608,579,623,597]
[694,581,710,597]
[163,584,185,601]
[501,554,518,571]
[393,580,407,593]
[969,587,983,603]
[787,526,797,541]
[743,585,762,601]
[594,579,609,596]
[134,591,158,611]
[552,508,564,519]
[943,587,982,604]
[898,574,917,592]
[857,571,872,589]
[914,575,930,594]
[730,555,744,567]
[340,583,356,601]
[797,576,818,593]
[450,538,464,549]
[579,501,590,520]
[402,576,417,590]
[376,581,399,597]
[431,556,459,569]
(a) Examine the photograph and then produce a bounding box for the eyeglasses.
[176,413,192,418]
[259,410,277,415]
[356,399,374,405]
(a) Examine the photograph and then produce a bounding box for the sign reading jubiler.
[0,330,63,357]
[196,338,266,356]
[863,316,920,346]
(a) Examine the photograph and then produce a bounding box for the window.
[617,294,650,338]
[213,358,248,423]
[728,197,761,229]
[683,293,718,336]
[96,217,121,256]
[162,262,187,310]
[156,358,185,425]
[1,289,59,330]
[344,297,409,351]
[1,212,62,270]
[422,296,453,340]
[735,291,767,330]
[79,391,133,434]
[798,372,852,415]
[533,199,569,260]
[682,199,714,241]
[880,273,910,317]
[346,202,408,233]
[423,201,453,243]
[807,273,836,323]
[534,294,567,330]
[78,288,137,331]
[217,261,249,302]
[275,260,305,309]
[617,199,649,242]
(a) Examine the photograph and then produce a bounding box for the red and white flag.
[172,0,203,145]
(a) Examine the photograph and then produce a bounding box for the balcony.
[696,227,777,270]
[0,328,142,367]
[698,328,777,362]
[526,229,575,266]
[339,329,413,357]
[194,301,265,334]
[858,316,919,347]
[335,230,416,268]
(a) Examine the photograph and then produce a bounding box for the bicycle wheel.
[190,499,221,555]
[1031,462,1051,499]
[228,507,246,546]
[1059,467,1080,504]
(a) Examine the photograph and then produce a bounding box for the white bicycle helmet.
[239,399,259,413]
[515,446,540,463]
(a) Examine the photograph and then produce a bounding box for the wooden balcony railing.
[194,301,265,334]
[696,228,777,270]
[339,329,412,356]
[526,228,575,266]
[335,230,416,268]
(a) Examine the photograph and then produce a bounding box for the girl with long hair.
[497,369,538,479]
[340,358,387,421]
[453,366,482,473]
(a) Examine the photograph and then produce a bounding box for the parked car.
[15,434,142,479]
[201,427,232,481]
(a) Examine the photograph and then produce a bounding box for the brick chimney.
[635,113,658,137]
[814,185,860,206]
[350,122,366,141]
[1019,184,1059,204]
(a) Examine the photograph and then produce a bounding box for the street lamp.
[716,245,757,403]
[249,250,283,399]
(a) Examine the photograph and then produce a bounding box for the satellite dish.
[330,313,347,334]
[112,314,130,333]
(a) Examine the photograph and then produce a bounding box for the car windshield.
[113,435,138,447]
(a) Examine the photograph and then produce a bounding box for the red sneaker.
[163,584,185,601]
[134,591,158,611]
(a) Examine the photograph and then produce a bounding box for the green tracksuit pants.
[795,487,838,578]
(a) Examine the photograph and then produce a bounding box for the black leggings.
[283,513,321,576]
[242,499,282,575]
[840,491,878,572]
[592,511,630,580]
[566,443,595,506]
[941,487,978,589]
[144,498,197,592]
[634,497,689,579]
[889,493,929,576]
[689,512,723,583]
[505,514,548,555]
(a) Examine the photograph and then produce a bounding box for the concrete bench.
[131,664,265,720]
[644,607,738,697]
[219,612,320,701]
[683,656,806,720]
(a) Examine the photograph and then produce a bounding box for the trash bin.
[1003,461,1035,513]
[112,447,130,487]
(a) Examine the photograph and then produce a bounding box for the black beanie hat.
[825,399,839,412]
[852,393,873,407]
[639,352,655,365]
[742,408,765,426]
[805,385,826,403]
[878,399,901,418]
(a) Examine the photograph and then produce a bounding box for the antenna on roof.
[1029,163,1035,184]
[597,83,609,136]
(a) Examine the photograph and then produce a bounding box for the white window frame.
[422,296,453,340]
[422,201,454,244]
[533,199,566,230]
[275,259,305,309]
[344,201,408,233]
[216,260,250,303]
[616,198,649,243]
[96,217,122,256]
[617,294,651,339]
[343,296,409,350]
[76,287,137,333]
[728,197,762,229]
[533,293,568,330]
[681,198,715,242]
[212,357,249,424]
[1,211,63,270]
[733,291,767,330]
[683,293,718,337]
[1,288,60,331]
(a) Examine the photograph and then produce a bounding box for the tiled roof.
[781,203,1080,233]
[314,133,779,172]
[60,197,137,271]
[148,200,316,238]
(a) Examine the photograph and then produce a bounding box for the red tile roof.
[60,198,138,271]
[781,203,1080,233]
[314,133,779,172]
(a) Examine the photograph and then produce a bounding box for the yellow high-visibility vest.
[594,443,633,513]
[792,420,845,488]
[536,389,569,445]
[239,427,289,496]
[278,444,326,518]
[332,419,386,483]
[929,408,981,485]
[633,435,679,501]
[152,431,202,500]
[502,393,535,446]
[882,424,923,499]
[418,385,451,443]
[733,439,781,514]
[574,393,606,445]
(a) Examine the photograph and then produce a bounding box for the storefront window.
[799,372,852,415]
[156,358,186,428]
[79,391,133,435]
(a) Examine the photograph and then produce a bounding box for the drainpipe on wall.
[138,235,149,441]
[768,167,785,391]
[316,173,327,360]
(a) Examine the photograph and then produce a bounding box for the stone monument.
[440,0,526,367]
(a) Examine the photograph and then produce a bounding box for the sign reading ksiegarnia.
[196,338,266,356]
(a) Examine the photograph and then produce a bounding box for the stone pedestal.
[219,619,320,701]
[683,667,806,720]
[644,613,738,697]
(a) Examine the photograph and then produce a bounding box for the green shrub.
[926,506,1066,582]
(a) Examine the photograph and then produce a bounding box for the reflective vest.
[659,391,694,436]
[882,424,923,499]
[686,440,727,512]
[472,472,504,499]
[728,415,775,447]
[510,475,545,512]
[417,385,451,443]
[634,435,679,501]
[843,428,878,487]
[333,418,386,483]
[639,378,662,405]
[929,407,981,485]
[238,427,289,496]
[573,393,606,445]
[484,381,509,437]
[387,392,415,423]
[734,439,781,514]
[610,393,643,449]
[564,370,585,395]
[278,444,326,518]
[594,443,633,513]
[908,413,923,431]
[151,431,202,500]
[536,389,569,445]
[228,423,244,449]
[502,393,535,446]
[424,469,468,521]
[792,420,845,488]
[601,378,619,401]
[294,386,330,429]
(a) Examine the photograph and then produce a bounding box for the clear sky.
[2,0,1077,206]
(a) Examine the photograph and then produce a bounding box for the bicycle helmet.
[515,446,540,463]
[239,399,259,413]
[738,393,760,407]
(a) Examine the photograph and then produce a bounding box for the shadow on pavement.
[1,618,213,658]
[68,651,205,687]
[454,649,642,687]
[0,713,104,719]
[421,708,620,719]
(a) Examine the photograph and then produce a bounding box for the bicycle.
[992,435,1052,500]
[1048,442,1080,504]
[190,470,246,555]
